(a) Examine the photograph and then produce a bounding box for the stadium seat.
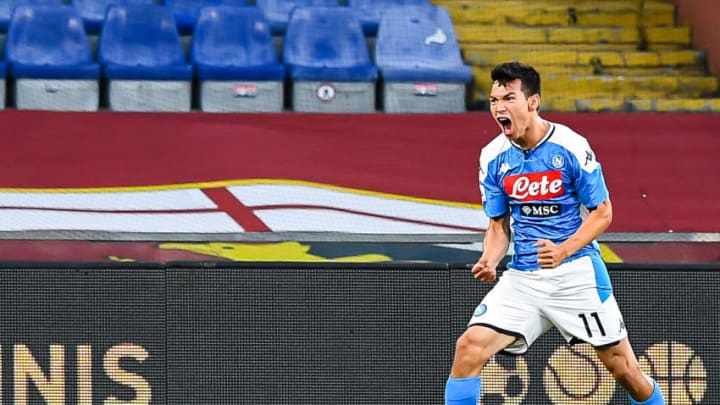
[71,0,155,34]
[256,0,339,35]
[283,6,378,112]
[165,0,248,35]
[0,0,62,32]
[192,6,285,112]
[375,5,471,113]
[5,5,100,110]
[348,0,431,36]
[98,5,193,111]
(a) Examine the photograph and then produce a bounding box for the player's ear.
[528,94,540,112]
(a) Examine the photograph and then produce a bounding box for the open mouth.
[497,117,512,132]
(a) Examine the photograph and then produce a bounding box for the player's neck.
[516,117,550,150]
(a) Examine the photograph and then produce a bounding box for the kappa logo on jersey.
[504,170,564,201]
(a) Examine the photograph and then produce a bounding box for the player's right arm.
[476,137,512,282]
[472,213,510,282]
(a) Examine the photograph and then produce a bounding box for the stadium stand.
[72,0,155,34]
[165,0,249,35]
[6,4,100,111]
[0,0,713,113]
[98,4,193,111]
[256,0,339,36]
[348,0,432,36]
[283,6,378,113]
[192,5,285,112]
[435,0,720,112]
[376,5,471,113]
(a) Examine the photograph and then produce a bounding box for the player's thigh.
[543,258,627,347]
[456,325,517,358]
[468,269,553,354]
[549,294,627,347]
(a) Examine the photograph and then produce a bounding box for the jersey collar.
[510,121,555,152]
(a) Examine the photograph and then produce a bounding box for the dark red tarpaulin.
[1,110,717,233]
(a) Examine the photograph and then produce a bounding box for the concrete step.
[471,95,720,113]
[455,25,642,45]
[471,71,719,100]
[440,1,675,27]
[464,49,704,68]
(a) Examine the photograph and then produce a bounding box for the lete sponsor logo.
[503,171,563,201]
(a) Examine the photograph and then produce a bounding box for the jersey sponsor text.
[519,204,561,217]
[504,171,563,201]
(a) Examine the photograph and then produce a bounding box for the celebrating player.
[444,62,665,405]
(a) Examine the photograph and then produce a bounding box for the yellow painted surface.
[160,241,392,263]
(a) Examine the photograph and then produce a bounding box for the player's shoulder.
[548,122,591,149]
[479,134,511,176]
[547,122,596,164]
[479,133,511,170]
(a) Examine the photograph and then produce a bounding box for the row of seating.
[443,1,678,29]
[0,0,433,36]
[434,0,720,112]
[0,4,472,112]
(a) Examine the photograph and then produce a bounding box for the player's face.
[489,79,537,142]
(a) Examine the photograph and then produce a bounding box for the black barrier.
[0,262,716,404]
[167,263,451,404]
[0,263,166,405]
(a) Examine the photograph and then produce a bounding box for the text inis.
[504,171,564,201]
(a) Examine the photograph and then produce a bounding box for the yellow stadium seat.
[575,98,627,113]
[629,98,720,112]
[644,27,691,46]
[655,98,720,112]
[547,27,639,44]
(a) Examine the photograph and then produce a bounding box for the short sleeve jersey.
[479,122,609,270]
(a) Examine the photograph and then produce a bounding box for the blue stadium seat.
[71,0,155,34]
[192,5,285,112]
[6,5,100,110]
[348,0,431,36]
[0,0,63,32]
[375,5,471,112]
[283,6,377,112]
[256,0,338,35]
[165,0,248,35]
[99,5,193,111]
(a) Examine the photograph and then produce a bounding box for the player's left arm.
[536,198,612,268]
[537,136,611,268]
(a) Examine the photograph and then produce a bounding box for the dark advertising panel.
[167,264,450,404]
[0,263,716,404]
[0,265,165,405]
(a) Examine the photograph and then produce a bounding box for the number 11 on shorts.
[578,312,606,338]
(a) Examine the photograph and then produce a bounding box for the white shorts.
[467,254,627,354]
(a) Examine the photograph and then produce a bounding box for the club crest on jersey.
[473,304,487,318]
[551,154,564,168]
[503,170,564,201]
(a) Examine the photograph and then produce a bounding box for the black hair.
[490,62,541,99]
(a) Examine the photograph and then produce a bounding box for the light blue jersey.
[479,122,609,270]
